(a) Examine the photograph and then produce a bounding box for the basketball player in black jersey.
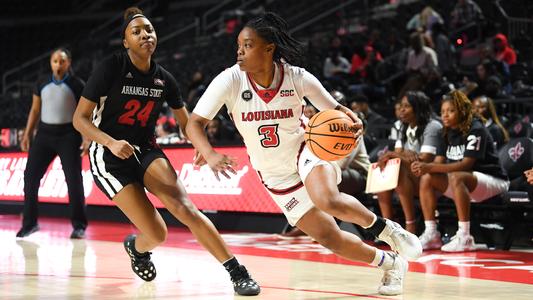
[17,48,88,239]
[72,7,259,296]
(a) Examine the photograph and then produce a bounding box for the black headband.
[121,13,146,37]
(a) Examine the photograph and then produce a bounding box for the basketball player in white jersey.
[187,12,422,295]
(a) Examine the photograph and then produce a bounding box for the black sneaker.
[70,228,86,239]
[229,265,261,296]
[123,234,156,281]
[16,225,40,238]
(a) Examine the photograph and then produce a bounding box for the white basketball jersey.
[194,63,338,189]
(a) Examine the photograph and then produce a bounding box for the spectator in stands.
[389,100,402,141]
[376,91,442,233]
[350,93,387,144]
[16,47,88,239]
[412,90,509,252]
[399,32,438,97]
[450,0,484,29]
[406,6,443,34]
[430,22,455,78]
[526,168,533,184]
[323,49,351,87]
[349,45,383,81]
[464,60,497,98]
[493,33,517,66]
[155,116,183,145]
[472,96,509,149]
[206,117,237,145]
[186,71,206,109]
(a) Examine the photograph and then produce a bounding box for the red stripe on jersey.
[246,63,285,104]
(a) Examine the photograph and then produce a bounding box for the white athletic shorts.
[265,146,342,226]
[443,171,510,203]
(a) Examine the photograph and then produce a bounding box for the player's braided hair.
[442,90,473,141]
[245,12,304,66]
[400,91,433,145]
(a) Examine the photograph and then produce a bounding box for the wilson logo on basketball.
[328,123,351,133]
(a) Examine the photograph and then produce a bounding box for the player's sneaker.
[228,264,261,296]
[441,232,476,252]
[16,224,40,238]
[378,219,422,261]
[378,253,408,296]
[123,234,156,281]
[419,230,443,250]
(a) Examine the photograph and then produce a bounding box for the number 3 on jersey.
[118,99,155,127]
[258,124,280,148]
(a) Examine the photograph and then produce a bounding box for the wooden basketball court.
[1,215,531,299]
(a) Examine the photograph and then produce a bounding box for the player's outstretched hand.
[206,152,237,181]
[108,140,134,160]
[193,149,207,166]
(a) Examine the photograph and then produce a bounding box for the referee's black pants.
[22,123,88,230]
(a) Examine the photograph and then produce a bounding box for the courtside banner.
[0,147,281,213]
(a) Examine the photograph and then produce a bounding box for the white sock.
[458,221,470,235]
[370,249,395,270]
[424,220,437,233]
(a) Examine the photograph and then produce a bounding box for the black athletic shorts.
[88,142,168,200]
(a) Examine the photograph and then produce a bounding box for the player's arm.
[73,97,133,160]
[20,94,41,152]
[171,106,189,140]
[301,71,363,137]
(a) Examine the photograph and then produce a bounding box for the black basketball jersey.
[437,118,507,179]
[82,51,184,146]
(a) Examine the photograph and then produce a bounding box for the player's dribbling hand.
[336,106,364,139]
[108,140,135,160]
[206,152,237,181]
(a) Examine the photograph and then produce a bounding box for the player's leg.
[376,190,394,222]
[143,156,260,295]
[55,130,87,238]
[441,171,477,252]
[418,173,448,250]
[304,162,422,261]
[113,183,166,281]
[394,162,419,233]
[18,132,57,237]
[296,207,407,296]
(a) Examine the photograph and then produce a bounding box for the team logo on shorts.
[284,197,299,211]
[242,90,253,101]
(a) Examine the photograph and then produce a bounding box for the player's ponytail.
[245,12,304,66]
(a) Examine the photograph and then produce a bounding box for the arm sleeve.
[192,69,235,120]
[420,121,442,154]
[164,73,185,109]
[299,70,338,111]
[81,56,118,103]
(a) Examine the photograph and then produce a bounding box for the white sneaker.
[378,219,423,261]
[441,233,476,252]
[378,253,408,296]
[419,230,443,250]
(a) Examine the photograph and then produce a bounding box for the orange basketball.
[304,110,357,161]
